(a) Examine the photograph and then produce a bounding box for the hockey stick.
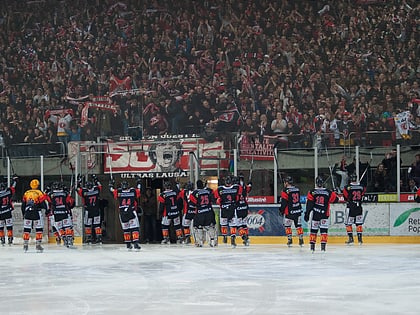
[324,142,337,191]
[249,137,255,183]
[5,148,16,175]
[359,153,373,184]
[106,140,113,181]
[59,156,67,183]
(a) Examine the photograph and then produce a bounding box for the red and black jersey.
[46,189,74,215]
[0,186,15,215]
[215,184,241,209]
[178,188,193,215]
[343,183,366,205]
[158,189,180,218]
[190,188,215,215]
[280,186,302,215]
[113,187,141,212]
[306,188,337,217]
[77,185,102,210]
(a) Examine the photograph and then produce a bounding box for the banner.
[104,138,229,178]
[80,101,119,127]
[68,141,98,170]
[246,205,285,236]
[394,110,412,140]
[239,135,277,161]
[390,204,420,236]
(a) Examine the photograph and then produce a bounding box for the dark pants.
[143,214,158,242]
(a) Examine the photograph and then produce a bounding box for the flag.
[394,111,412,140]
[216,109,240,132]
[109,74,131,96]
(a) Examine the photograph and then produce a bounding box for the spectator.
[382,150,401,192]
[240,117,258,144]
[285,120,302,149]
[409,153,420,185]
[371,163,387,192]
[66,125,82,142]
[271,112,287,136]
[407,178,419,193]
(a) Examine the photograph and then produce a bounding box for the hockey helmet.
[315,176,324,187]
[121,181,129,189]
[196,180,204,189]
[86,181,93,189]
[232,176,239,184]
[52,182,60,190]
[0,182,6,190]
[225,176,232,185]
[163,181,172,190]
[350,173,358,182]
[284,176,293,185]
[185,181,194,191]
[30,179,40,189]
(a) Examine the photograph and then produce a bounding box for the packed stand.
[0,0,418,156]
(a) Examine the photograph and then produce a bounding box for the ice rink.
[2,241,420,315]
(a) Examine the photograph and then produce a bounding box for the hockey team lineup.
[2,172,370,253]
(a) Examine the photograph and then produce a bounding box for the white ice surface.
[2,242,420,315]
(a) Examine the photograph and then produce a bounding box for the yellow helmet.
[30,179,40,189]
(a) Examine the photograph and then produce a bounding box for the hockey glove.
[304,211,310,222]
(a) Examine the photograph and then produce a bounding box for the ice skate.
[176,237,183,244]
[299,236,304,247]
[231,235,237,248]
[287,236,293,248]
[223,235,228,244]
[133,242,141,251]
[126,242,133,250]
[321,243,326,252]
[8,237,13,246]
[357,234,363,245]
[161,237,169,245]
[56,237,61,246]
[23,242,29,252]
[242,235,250,246]
[1,237,5,246]
[96,236,103,245]
[85,235,92,245]
[36,243,44,253]
[66,236,75,249]
[310,243,315,253]
[210,238,216,247]
[345,235,354,245]
[183,236,191,245]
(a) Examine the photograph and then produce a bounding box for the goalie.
[189,180,217,247]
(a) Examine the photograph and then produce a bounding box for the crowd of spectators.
[0,0,419,156]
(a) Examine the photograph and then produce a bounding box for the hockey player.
[304,176,338,252]
[235,174,251,246]
[0,175,18,245]
[279,176,304,247]
[45,182,75,248]
[189,179,217,247]
[343,173,366,245]
[21,179,48,252]
[159,181,183,244]
[215,176,241,247]
[109,179,142,250]
[179,181,195,244]
[77,174,103,244]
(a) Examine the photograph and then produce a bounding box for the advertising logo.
[393,207,420,227]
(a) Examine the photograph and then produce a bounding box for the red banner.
[239,135,280,161]
[104,138,229,178]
